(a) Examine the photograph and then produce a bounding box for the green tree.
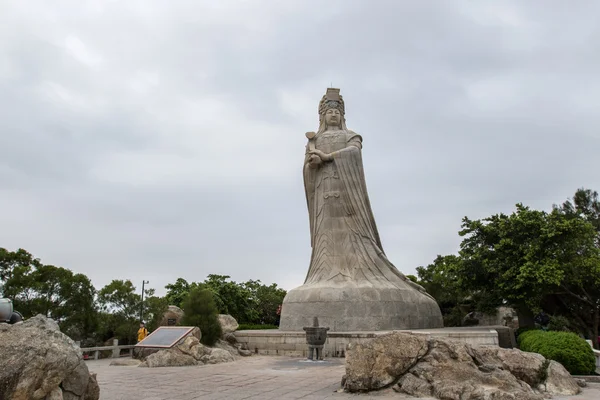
[242,280,286,325]
[416,255,468,326]
[142,289,169,332]
[556,188,600,233]
[552,188,600,348]
[0,248,98,340]
[165,278,198,308]
[54,271,98,339]
[0,248,42,282]
[181,287,222,346]
[456,203,600,347]
[202,274,256,323]
[164,276,287,325]
[97,280,141,344]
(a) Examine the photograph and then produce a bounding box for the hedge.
[237,324,278,330]
[518,330,595,375]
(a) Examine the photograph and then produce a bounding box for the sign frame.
[135,326,195,348]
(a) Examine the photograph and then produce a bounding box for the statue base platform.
[278,283,444,331]
[235,327,506,358]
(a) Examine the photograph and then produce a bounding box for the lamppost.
[140,280,149,323]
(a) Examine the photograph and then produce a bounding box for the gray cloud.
[1,0,599,294]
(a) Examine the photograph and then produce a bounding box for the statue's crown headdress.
[318,88,345,121]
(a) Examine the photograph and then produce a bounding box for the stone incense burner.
[303,317,329,361]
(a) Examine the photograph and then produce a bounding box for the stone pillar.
[112,339,119,358]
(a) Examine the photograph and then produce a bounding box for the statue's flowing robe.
[303,130,424,291]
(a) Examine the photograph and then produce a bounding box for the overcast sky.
[1,1,599,296]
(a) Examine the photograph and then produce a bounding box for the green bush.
[547,315,572,332]
[518,330,595,375]
[237,323,278,330]
[180,288,222,346]
[515,327,536,339]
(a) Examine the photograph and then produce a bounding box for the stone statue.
[279,88,444,332]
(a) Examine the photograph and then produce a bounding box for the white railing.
[76,339,135,360]
[585,340,600,374]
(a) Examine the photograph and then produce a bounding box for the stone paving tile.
[88,356,600,400]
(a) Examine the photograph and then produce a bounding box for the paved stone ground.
[88,356,600,400]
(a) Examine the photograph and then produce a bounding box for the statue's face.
[324,108,341,126]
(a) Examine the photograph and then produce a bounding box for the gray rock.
[224,332,238,345]
[137,333,238,367]
[45,387,63,400]
[177,336,210,361]
[394,374,432,397]
[61,361,90,400]
[343,332,580,399]
[545,360,581,396]
[237,348,252,357]
[132,347,160,360]
[109,359,142,367]
[134,327,201,361]
[159,305,184,326]
[218,314,239,334]
[471,345,546,387]
[575,378,587,388]
[144,349,197,368]
[344,332,429,392]
[177,336,200,355]
[83,373,99,400]
[213,339,241,359]
[0,314,99,400]
[221,332,251,356]
[207,348,235,364]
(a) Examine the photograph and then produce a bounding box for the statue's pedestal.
[235,328,501,358]
[279,282,444,332]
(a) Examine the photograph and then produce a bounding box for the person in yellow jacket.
[137,322,149,343]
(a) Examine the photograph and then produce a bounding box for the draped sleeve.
[332,132,384,252]
[303,141,317,247]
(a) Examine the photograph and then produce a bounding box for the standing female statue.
[279,89,443,331]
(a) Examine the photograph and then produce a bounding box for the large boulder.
[0,314,99,400]
[159,305,185,326]
[218,335,252,357]
[206,348,235,364]
[144,349,197,368]
[218,314,239,334]
[344,332,581,399]
[139,332,235,368]
[344,332,428,392]
[544,360,582,395]
[133,326,201,361]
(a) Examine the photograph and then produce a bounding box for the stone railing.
[76,339,135,360]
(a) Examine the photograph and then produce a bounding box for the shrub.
[547,315,572,332]
[518,330,595,375]
[237,323,278,330]
[515,327,536,339]
[180,287,222,346]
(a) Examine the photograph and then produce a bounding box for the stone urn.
[303,317,329,360]
[0,298,13,322]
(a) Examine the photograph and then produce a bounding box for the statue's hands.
[307,155,322,169]
[309,149,333,162]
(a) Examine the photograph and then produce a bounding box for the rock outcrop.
[159,305,185,326]
[139,336,236,368]
[133,326,202,361]
[344,332,580,399]
[0,315,100,400]
[216,315,251,357]
[218,314,239,334]
[133,321,251,367]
